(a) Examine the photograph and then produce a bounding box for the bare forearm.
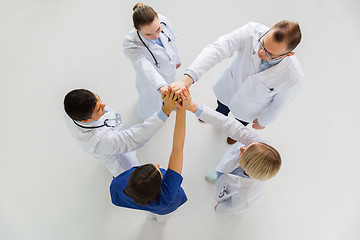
[169,75,194,95]
[182,74,194,87]
[168,149,183,174]
[167,108,186,174]
[172,108,186,150]
[187,102,198,113]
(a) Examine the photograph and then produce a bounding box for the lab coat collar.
[137,30,166,48]
[136,31,150,48]
[219,172,262,187]
[252,49,287,77]
[75,107,111,128]
[159,30,173,58]
[251,51,261,72]
[223,158,241,174]
[217,152,242,174]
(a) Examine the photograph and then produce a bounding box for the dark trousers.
[215,100,249,126]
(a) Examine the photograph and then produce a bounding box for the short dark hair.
[125,164,162,206]
[63,89,97,121]
[272,20,302,51]
[132,3,157,30]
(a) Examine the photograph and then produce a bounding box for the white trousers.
[146,212,172,223]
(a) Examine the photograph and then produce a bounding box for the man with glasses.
[170,20,303,144]
[64,88,177,177]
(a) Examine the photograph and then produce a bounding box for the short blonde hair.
[240,143,281,181]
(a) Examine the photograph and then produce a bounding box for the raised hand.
[159,85,169,95]
[252,119,265,130]
[169,81,186,95]
[169,74,194,95]
[176,86,198,113]
[161,87,177,116]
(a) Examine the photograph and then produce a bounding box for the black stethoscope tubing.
[73,119,113,129]
[137,22,171,68]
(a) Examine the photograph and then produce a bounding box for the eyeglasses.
[258,31,291,60]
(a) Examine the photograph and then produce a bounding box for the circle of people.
[64,3,303,222]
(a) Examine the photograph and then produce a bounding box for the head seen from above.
[64,89,106,122]
[239,142,281,181]
[258,20,301,61]
[125,163,163,206]
[132,3,160,40]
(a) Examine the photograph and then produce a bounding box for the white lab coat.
[123,14,181,120]
[188,22,304,126]
[198,105,266,216]
[65,106,166,177]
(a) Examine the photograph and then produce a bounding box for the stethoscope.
[73,113,122,129]
[137,22,171,68]
[219,186,227,198]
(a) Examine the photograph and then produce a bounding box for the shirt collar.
[261,57,283,65]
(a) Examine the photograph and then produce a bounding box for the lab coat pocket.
[253,82,275,100]
[236,80,274,105]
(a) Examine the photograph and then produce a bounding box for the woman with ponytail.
[123,3,181,120]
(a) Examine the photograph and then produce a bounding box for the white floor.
[1,0,360,239]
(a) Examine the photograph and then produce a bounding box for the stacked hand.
[161,87,177,116]
[175,86,197,112]
[167,85,266,130]
[169,74,194,95]
[169,81,186,95]
[159,85,169,94]
[160,84,196,113]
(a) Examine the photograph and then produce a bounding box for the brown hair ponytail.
[132,3,157,30]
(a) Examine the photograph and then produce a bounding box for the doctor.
[123,3,181,120]
[171,20,303,144]
[64,88,177,177]
[178,87,281,216]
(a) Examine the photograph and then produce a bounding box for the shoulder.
[110,167,137,191]
[162,168,183,185]
[123,28,141,47]
[158,14,176,34]
[158,14,169,24]
[164,168,182,179]
[229,22,269,46]
[247,22,269,30]
[280,56,304,80]
[218,172,262,186]
[241,22,269,35]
